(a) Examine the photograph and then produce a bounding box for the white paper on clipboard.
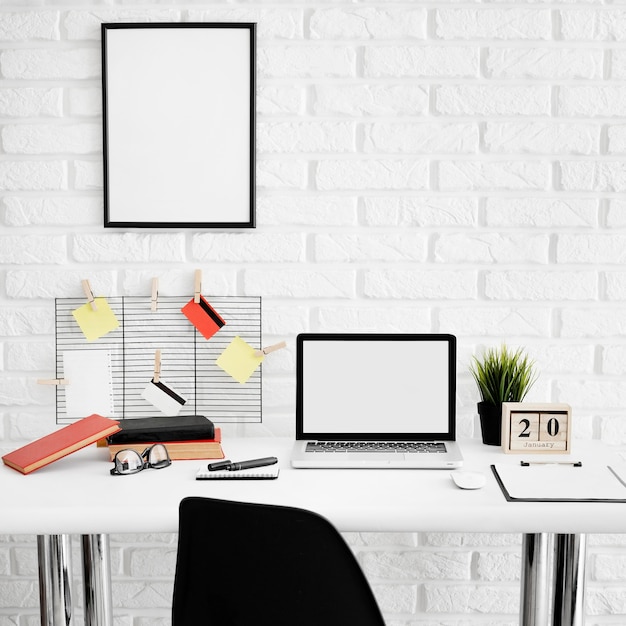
[492,463,626,502]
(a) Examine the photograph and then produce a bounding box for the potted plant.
[469,344,537,446]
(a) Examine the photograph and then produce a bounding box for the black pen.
[227,457,278,471]
[207,457,278,472]
[207,459,232,471]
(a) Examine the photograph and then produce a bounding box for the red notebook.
[2,414,121,475]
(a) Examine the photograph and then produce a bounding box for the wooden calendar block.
[538,412,569,451]
[502,403,572,454]
[508,412,539,450]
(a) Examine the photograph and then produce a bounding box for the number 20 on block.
[501,403,572,454]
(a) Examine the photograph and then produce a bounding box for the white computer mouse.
[450,471,486,490]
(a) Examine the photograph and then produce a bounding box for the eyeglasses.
[110,443,172,476]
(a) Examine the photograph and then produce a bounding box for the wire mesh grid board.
[54,296,262,424]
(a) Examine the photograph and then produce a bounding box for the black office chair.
[172,497,386,626]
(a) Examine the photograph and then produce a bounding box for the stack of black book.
[102,415,224,461]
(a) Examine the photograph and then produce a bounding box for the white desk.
[2,437,625,625]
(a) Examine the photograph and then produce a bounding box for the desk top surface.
[1,436,625,535]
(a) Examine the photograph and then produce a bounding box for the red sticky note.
[181,296,226,340]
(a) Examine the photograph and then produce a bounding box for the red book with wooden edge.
[107,429,223,461]
[2,414,121,475]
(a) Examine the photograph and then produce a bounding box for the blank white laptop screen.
[298,335,454,439]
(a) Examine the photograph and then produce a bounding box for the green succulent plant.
[469,344,537,406]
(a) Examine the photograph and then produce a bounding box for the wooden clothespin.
[153,349,161,383]
[254,341,287,358]
[82,279,97,311]
[37,378,69,385]
[194,270,202,304]
[151,277,159,312]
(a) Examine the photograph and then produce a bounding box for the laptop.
[290,333,463,469]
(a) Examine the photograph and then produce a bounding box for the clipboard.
[491,463,626,503]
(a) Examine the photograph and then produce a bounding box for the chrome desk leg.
[520,533,552,626]
[81,534,113,626]
[552,534,587,626]
[37,534,73,626]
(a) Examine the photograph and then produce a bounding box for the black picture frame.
[102,23,256,229]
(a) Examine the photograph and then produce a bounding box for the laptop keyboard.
[306,441,447,453]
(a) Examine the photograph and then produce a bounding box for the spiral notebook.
[196,465,279,480]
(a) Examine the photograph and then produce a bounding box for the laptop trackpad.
[346,453,400,462]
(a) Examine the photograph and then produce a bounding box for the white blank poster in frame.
[102,23,255,228]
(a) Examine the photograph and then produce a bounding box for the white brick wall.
[1,1,626,624]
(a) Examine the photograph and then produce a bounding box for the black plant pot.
[477,401,502,446]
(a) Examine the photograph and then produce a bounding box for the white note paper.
[63,350,115,418]
[141,379,186,417]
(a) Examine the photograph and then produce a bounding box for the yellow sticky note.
[216,336,263,384]
[72,298,120,341]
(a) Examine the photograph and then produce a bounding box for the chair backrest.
[172,497,386,626]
